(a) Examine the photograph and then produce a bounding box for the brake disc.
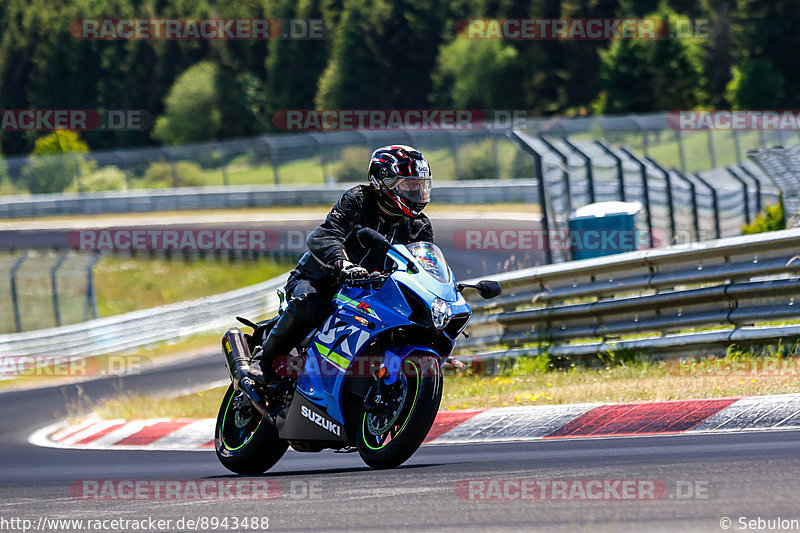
[366,376,408,435]
[232,392,254,429]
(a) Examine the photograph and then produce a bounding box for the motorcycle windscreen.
[406,242,450,283]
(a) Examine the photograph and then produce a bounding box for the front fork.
[362,346,444,412]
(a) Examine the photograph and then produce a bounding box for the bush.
[143,161,206,188]
[742,199,786,234]
[332,146,368,182]
[457,139,497,180]
[68,166,128,192]
[22,131,92,193]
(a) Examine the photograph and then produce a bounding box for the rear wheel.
[215,385,288,475]
[355,355,443,469]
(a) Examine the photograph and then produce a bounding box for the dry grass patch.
[92,354,800,420]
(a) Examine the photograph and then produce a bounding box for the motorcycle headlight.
[431,297,452,330]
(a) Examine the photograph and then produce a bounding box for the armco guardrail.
[0,180,541,218]
[0,273,287,358]
[2,230,800,362]
[461,228,800,359]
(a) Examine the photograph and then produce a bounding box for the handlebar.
[340,270,393,287]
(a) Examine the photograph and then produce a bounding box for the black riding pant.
[251,271,334,375]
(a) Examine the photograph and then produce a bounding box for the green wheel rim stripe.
[362,360,421,451]
[221,390,262,452]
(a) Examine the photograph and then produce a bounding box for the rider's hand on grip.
[339,260,369,279]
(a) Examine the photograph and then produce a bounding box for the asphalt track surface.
[3,213,799,531]
[3,353,800,532]
[0,215,547,278]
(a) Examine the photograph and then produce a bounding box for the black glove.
[338,260,368,279]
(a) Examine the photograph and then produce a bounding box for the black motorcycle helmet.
[367,145,431,217]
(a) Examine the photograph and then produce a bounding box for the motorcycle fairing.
[289,243,469,428]
[276,390,349,443]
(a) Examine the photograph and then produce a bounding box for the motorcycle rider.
[247,145,434,387]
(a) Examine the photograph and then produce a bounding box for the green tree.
[702,0,734,108]
[430,38,520,108]
[560,0,608,112]
[593,38,651,113]
[316,0,448,109]
[213,0,272,137]
[734,0,800,107]
[0,0,213,155]
[266,0,330,117]
[594,4,707,113]
[22,130,91,193]
[152,61,223,145]
[725,58,785,110]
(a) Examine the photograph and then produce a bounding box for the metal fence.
[2,229,800,363]
[0,273,286,360]
[510,132,780,263]
[0,250,299,334]
[462,228,800,360]
[0,135,784,251]
[0,251,100,334]
[2,112,797,193]
[0,134,788,334]
[748,144,800,222]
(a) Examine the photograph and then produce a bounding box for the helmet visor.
[387,176,431,204]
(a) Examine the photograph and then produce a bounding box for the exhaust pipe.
[222,328,272,420]
[222,327,251,392]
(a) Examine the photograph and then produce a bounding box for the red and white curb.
[29,415,218,452]
[29,393,800,452]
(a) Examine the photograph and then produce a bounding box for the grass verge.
[91,353,800,420]
[0,331,230,392]
[0,253,293,333]
[94,255,290,316]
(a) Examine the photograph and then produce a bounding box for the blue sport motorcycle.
[215,228,501,474]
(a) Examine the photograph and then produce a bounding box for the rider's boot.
[247,308,305,388]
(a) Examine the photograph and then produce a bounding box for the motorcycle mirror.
[356,227,391,254]
[476,280,502,299]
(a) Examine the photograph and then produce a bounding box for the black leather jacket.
[296,185,434,281]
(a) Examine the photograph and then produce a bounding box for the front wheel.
[215,385,288,475]
[355,355,443,469]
